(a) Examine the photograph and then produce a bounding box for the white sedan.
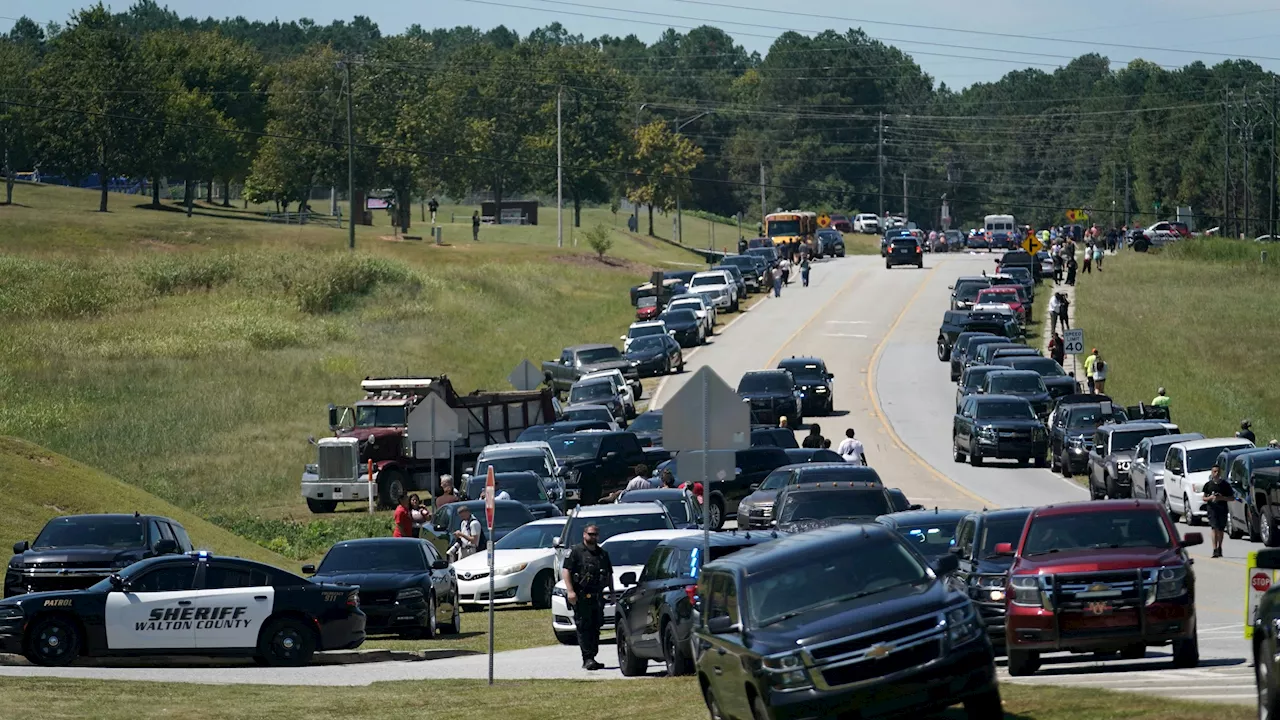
[551,529,698,645]
[453,518,566,608]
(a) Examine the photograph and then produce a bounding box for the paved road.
[1,252,1259,705]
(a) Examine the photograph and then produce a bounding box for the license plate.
[1085,601,1113,616]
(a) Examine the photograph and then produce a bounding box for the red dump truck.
[301,376,557,513]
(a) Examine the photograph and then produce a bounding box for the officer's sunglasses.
[585,532,599,537]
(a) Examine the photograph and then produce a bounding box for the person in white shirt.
[450,505,483,561]
[837,428,868,466]
[624,463,652,492]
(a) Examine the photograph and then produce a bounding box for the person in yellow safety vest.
[1151,388,1171,408]
[1083,349,1098,393]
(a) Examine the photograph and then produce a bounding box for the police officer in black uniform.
[561,523,613,670]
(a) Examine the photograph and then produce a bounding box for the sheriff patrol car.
[0,551,365,666]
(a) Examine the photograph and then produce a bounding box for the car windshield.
[604,538,665,567]
[1066,407,1118,429]
[1111,429,1169,453]
[962,367,996,390]
[563,407,612,424]
[629,412,662,433]
[975,400,1035,420]
[628,325,665,339]
[548,434,603,461]
[895,522,961,558]
[749,537,928,627]
[758,469,791,490]
[33,517,146,550]
[1011,358,1065,376]
[566,513,672,543]
[569,382,615,404]
[355,404,407,428]
[779,362,825,382]
[476,455,547,477]
[988,375,1046,394]
[650,497,692,523]
[739,373,792,393]
[670,301,702,314]
[662,310,697,324]
[1188,446,1246,472]
[577,347,621,364]
[629,336,668,353]
[1005,268,1031,281]
[465,475,547,503]
[494,522,564,550]
[319,543,426,573]
[690,275,723,288]
[979,515,1029,557]
[1023,510,1172,554]
[795,468,881,485]
[956,282,989,302]
[767,220,801,237]
[777,491,891,522]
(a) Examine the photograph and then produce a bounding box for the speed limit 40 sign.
[1063,329,1085,355]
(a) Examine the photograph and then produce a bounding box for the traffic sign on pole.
[1022,231,1043,256]
[817,213,831,228]
[1063,329,1085,355]
[507,359,543,392]
[485,466,496,529]
[486,464,496,685]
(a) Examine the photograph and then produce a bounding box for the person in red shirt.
[392,494,413,538]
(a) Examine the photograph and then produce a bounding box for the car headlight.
[630,360,640,367]
[946,604,983,646]
[305,463,319,475]
[1011,575,1051,608]
[971,574,1007,603]
[761,652,811,690]
[0,606,24,621]
[1069,436,1087,450]
[977,426,997,440]
[552,586,568,598]
[495,562,529,577]
[1150,566,1188,602]
[396,588,424,601]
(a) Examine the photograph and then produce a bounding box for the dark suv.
[885,235,924,269]
[1088,421,1178,500]
[654,446,791,530]
[614,530,779,677]
[991,355,1078,399]
[937,314,1015,363]
[1047,395,1127,476]
[982,369,1052,419]
[949,333,998,381]
[950,276,992,311]
[777,356,834,416]
[694,524,1000,720]
[738,370,803,426]
[6,514,192,597]
[772,483,894,533]
[737,464,883,529]
[947,507,1032,653]
[953,395,1047,467]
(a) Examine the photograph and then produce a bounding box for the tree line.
[2,1,1277,234]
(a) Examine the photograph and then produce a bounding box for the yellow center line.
[765,269,866,368]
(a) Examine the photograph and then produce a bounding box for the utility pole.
[556,87,563,248]
[1124,165,1131,228]
[1272,77,1278,239]
[902,173,908,219]
[1111,163,1117,229]
[759,161,766,229]
[344,59,356,251]
[878,112,885,219]
[1225,90,1232,237]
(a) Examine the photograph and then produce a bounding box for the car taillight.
[684,585,698,607]
[347,591,359,608]
[916,246,922,253]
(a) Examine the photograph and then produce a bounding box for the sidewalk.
[1041,256,1081,379]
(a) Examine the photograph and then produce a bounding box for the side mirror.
[12,541,29,554]
[827,373,835,380]
[553,537,563,548]
[707,616,741,635]
[153,539,179,555]
[749,483,760,491]
[993,542,1015,556]
[620,571,638,586]
[908,504,924,511]
[328,404,340,430]
[1181,532,1204,548]
[620,336,627,341]
[933,554,960,575]
[432,559,450,570]
[604,451,619,461]
[301,564,316,575]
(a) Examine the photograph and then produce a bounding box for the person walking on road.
[800,256,811,287]
[802,424,826,449]
[837,428,867,466]
[1093,244,1104,272]
[1203,466,1232,557]
[1091,352,1108,394]
[1049,332,1065,368]
[771,265,783,297]
[779,256,791,285]
[1049,293,1062,334]
[1239,420,1257,444]
[428,197,439,224]
[562,523,613,671]
[472,210,481,241]
[1065,255,1078,286]
[1052,250,1064,285]
[1056,293,1071,331]
[1083,349,1098,393]
[1082,243,1093,274]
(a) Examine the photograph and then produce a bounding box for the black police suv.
[738,370,803,426]
[982,369,1052,419]
[949,275,992,311]
[625,334,684,378]
[953,395,1047,467]
[772,483,894,534]
[738,463,883,530]
[617,488,703,529]
[947,507,1032,652]
[693,524,1000,720]
[1047,395,1127,476]
[7,514,193,598]
[750,427,799,449]
[654,447,792,530]
[0,552,365,666]
[885,234,924,269]
[947,332,997,381]
[615,530,779,677]
[659,308,705,348]
[937,315,1012,364]
[876,508,970,563]
[777,356,835,416]
[464,471,563,519]
[991,355,1078,399]
[955,364,1003,412]
[306,537,459,639]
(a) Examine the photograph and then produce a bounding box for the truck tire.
[1171,625,1199,668]
[377,468,407,510]
[1006,649,1040,677]
[306,498,337,514]
[1264,510,1280,548]
[962,687,1003,720]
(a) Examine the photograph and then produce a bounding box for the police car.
[0,551,365,667]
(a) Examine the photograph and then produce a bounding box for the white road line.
[823,333,868,338]
[825,320,869,324]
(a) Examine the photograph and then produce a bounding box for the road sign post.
[1021,229,1043,256]
[817,213,831,229]
[486,465,496,685]
[508,359,543,392]
[661,367,750,561]
[1063,329,1085,355]
[408,394,460,507]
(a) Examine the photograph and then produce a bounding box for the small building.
[480,200,539,225]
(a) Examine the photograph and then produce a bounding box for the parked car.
[718,256,763,293]
[1087,422,1179,500]
[772,483,894,533]
[567,378,627,422]
[737,463,883,530]
[828,214,853,233]
[945,229,965,251]
[635,295,660,321]
[1127,433,1206,506]
[976,286,1027,323]
[1220,447,1280,542]
[936,313,1014,364]
[652,447,793,530]
[990,355,1077,399]
[1166,439,1256,528]
[628,409,663,447]
[997,500,1201,676]
[307,537,460,638]
[668,293,716,334]
[543,343,642,397]
[970,341,1027,370]
[711,263,749,299]
[745,246,779,270]
[852,213,881,233]
[953,395,1047,467]
[625,334,683,378]
[955,364,1003,412]
[516,419,611,443]
[471,441,563,503]
[876,508,970,563]
[750,427,799,449]
[737,369,803,427]
[948,333,999,381]
[579,368,637,419]
[783,448,844,464]
[816,229,846,257]
[949,276,993,311]
[693,524,1000,720]
[451,517,565,608]
[548,430,669,506]
[622,320,668,353]
[424,500,534,558]
[658,308,706,348]
[981,370,1052,419]
[559,405,620,430]
[463,471,562,519]
[947,507,1033,653]
[616,487,703,530]
[1047,395,1126,476]
[777,356,835,416]
[689,270,738,312]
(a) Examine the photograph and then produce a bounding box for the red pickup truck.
[995,500,1202,676]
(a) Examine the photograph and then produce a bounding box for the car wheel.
[554,630,578,645]
[937,340,950,362]
[616,624,647,677]
[1259,644,1280,720]
[24,615,82,667]
[306,498,337,514]
[663,622,693,676]
[1034,455,1047,469]
[442,594,461,634]
[963,687,1003,720]
[532,570,555,610]
[1017,457,1029,467]
[1006,649,1040,676]
[678,357,686,373]
[1165,492,1180,522]
[421,594,437,639]
[885,261,892,269]
[969,441,983,467]
[1172,623,1199,668]
[257,618,316,666]
[953,441,966,463]
[708,497,725,531]
[1061,452,1074,478]
[1265,511,1280,548]
[377,468,407,510]
[1187,496,1202,526]
[703,683,726,720]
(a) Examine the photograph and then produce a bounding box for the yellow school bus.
[765,211,817,251]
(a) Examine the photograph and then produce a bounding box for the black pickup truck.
[937,311,1018,362]
[548,431,669,507]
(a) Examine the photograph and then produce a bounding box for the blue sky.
[5,0,1280,87]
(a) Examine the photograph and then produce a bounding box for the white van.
[984,214,1016,235]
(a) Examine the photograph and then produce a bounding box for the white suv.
[580,369,637,419]
[853,213,881,234]
[689,271,738,312]
[623,320,668,352]
[1165,437,1254,523]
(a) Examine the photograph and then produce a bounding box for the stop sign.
[484,466,496,530]
[1254,572,1272,593]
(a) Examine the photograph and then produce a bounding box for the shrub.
[0,257,120,318]
[292,254,422,314]
[208,514,391,560]
[138,255,238,295]
[584,224,614,260]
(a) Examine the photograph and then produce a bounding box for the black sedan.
[885,235,924,268]
[625,334,683,377]
[306,537,459,639]
[991,355,1078,399]
[628,409,662,447]
[0,552,365,666]
[659,308,705,348]
[463,471,563,519]
[953,394,1047,467]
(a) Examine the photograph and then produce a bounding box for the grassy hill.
[0,436,290,567]
[0,183,734,526]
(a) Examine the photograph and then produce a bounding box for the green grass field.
[0,675,1251,720]
[1073,239,1280,441]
